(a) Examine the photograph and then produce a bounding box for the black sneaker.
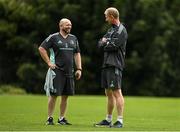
[94,119,111,127]
[110,121,123,128]
[46,117,54,125]
[57,118,72,125]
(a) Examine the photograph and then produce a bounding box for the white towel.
[44,68,56,96]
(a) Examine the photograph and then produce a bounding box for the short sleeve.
[40,34,53,50]
[74,37,80,53]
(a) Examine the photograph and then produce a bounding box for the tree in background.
[0,0,180,96]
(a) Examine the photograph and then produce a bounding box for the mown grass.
[0,95,180,131]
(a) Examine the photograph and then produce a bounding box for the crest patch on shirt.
[70,40,75,45]
[65,43,68,48]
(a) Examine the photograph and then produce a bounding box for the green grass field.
[0,95,180,131]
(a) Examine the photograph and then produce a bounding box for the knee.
[61,96,68,102]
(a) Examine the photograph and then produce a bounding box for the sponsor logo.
[58,40,62,44]
[110,81,114,88]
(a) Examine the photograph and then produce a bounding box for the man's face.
[61,21,72,34]
[104,13,112,24]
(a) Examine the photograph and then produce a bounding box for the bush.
[16,63,44,94]
[0,85,26,95]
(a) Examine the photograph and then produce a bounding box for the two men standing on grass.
[39,7,127,128]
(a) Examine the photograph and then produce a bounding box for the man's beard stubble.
[62,28,71,34]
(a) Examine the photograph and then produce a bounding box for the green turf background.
[0,95,179,131]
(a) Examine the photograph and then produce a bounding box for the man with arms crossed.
[95,7,128,128]
[39,18,82,125]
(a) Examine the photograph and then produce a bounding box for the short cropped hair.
[104,7,119,19]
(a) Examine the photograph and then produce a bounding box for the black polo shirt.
[40,32,80,75]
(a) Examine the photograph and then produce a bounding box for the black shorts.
[101,67,122,90]
[50,69,75,96]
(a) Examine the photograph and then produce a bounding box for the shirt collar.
[112,24,119,29]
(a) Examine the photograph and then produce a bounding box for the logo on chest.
[58,40,62,44]
[57,40,75,49]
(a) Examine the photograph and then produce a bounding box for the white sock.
[59,117,64,121]
[106,115,112,122]
[117,116,123,124]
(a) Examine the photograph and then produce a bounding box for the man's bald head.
[59,18,71,27]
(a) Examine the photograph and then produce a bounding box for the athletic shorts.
[50,69,75,96]
[101,67,122,90]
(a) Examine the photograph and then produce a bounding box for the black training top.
[98,24,128,70]
[40,32,80,75]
